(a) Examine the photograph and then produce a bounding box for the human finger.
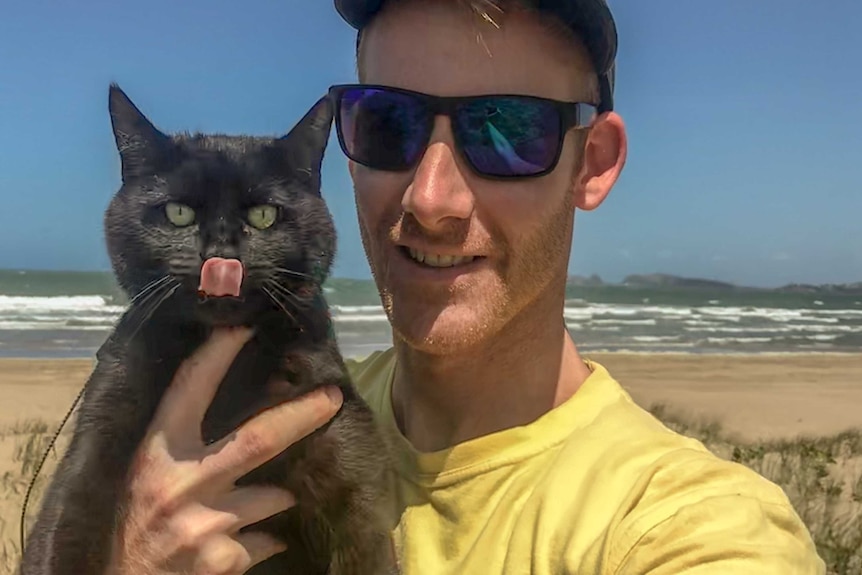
[235,530,288,571]
[152,327,254,443]
[201,386,342,483]
[215,485,296,533]
[192,531,286,575]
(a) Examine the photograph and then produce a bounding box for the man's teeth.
[408,248,475,267]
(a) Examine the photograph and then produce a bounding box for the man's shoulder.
[567,361,824,573]
[570,361,802,516]
[603,442,825,573]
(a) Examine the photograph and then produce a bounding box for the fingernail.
[324,386,343,407]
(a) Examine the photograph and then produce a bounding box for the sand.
[1,353,860,441]
[590,352,862,441]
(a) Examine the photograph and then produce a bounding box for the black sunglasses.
[327,84,597,180]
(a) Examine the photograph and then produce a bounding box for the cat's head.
[104,83,336,328]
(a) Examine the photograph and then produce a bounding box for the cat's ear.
[108,83,175,182]
[271,95,334,192]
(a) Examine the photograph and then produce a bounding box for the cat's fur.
[20,85,397,575]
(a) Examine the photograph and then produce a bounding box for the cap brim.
[335,0,383,29]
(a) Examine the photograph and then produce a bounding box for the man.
[106,1,826,574]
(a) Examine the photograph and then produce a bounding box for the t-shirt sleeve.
[344,357,362,377]
[343,349,391,409]
[610,484,826,574]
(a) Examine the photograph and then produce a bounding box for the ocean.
[0,269,860,359]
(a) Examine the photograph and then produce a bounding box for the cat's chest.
[196,336,285,442]
[98,324,306,443]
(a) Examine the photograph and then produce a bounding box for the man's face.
[351,1,601,355]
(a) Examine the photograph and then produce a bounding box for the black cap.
[334,0,618,112]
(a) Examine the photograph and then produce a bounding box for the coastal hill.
[566,273,862,294]
[0,269,859,296]
[622,273,735,290]
[775,282,862,294]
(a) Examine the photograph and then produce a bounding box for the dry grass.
[1,411,861,574]
[0,419,68,575]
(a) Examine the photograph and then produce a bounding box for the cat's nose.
[200,244,241,261]
[199,215,243,258]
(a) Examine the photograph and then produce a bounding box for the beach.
[2,352,861,572]
[1,352,861,441]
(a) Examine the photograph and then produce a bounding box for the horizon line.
[0,267,859,291]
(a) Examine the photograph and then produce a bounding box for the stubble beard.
[356,190,575,357]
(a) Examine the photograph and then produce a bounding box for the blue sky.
[1,0,860,287]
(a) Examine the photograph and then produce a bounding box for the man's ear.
[571,111,627,211]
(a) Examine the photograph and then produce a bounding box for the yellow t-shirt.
[345,348,825,575]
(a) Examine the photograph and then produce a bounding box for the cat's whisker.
[271,267,313,281]
[126,283,172,322]
[128,282,181,342]
[123,279,180,342]
[268,280,318,315]
[265,279,306,307]
[262,281,295,313]
[124,279,172,324]
[262,284,298,325]
[128,275,173,305]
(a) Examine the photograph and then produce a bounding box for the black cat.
[20,84,397,575]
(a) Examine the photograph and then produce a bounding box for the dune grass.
[2,410,861,574]
[0,419,66,575]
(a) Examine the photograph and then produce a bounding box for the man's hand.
[106,327,344,575]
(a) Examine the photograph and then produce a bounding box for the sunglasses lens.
[455,97,561,177]
[336,87,429,170]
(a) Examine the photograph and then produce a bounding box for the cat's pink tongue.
[198,257,244,297]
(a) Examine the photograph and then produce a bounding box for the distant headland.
[0,269,860,296]
[566,273,862,295]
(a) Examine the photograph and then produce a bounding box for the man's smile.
[392,244,488,279]
[405,247,477,268]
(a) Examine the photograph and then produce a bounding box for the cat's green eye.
[247,205,278,230]
[165,202,195,227]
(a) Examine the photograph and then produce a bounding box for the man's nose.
[401,116,475,232]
